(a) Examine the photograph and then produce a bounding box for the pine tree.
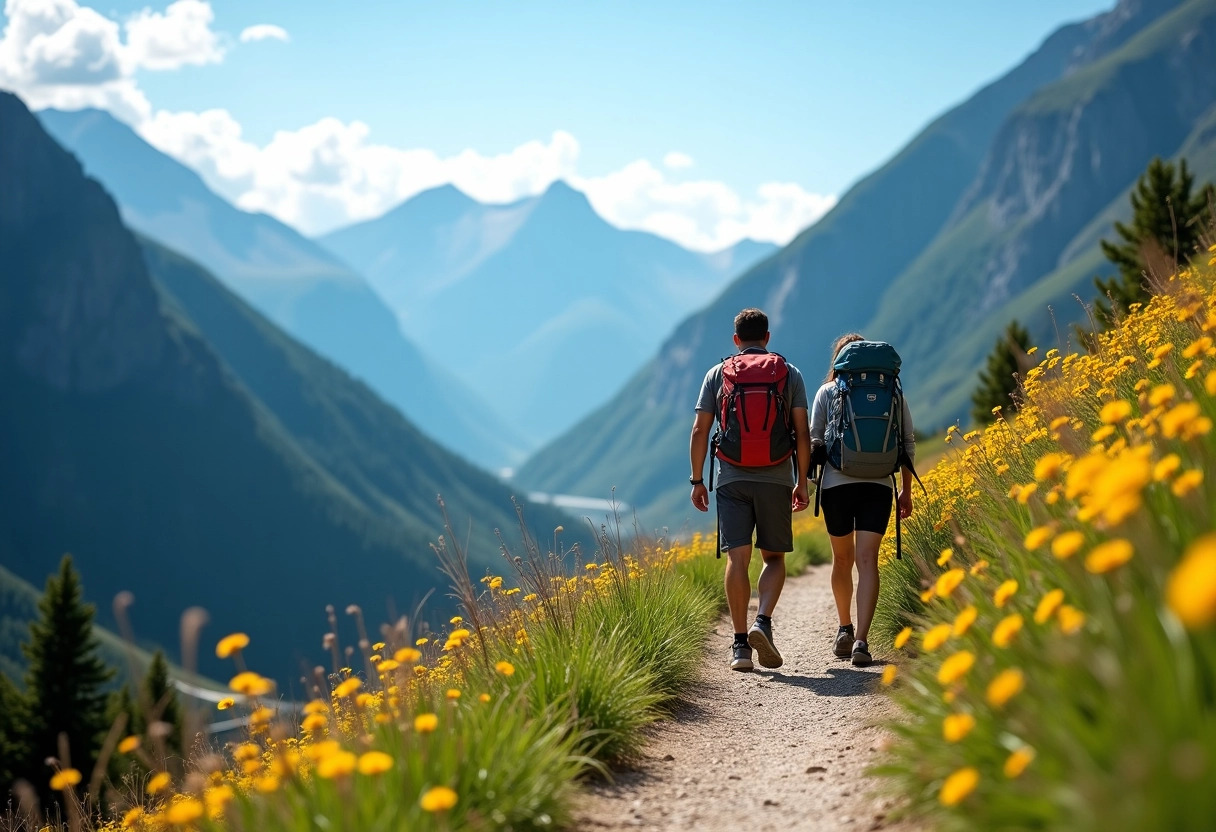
[972,320,1031,425]
[0,673,27,792]
[139,651,182,757]
[1094,157,1215,326]
[19,556,114,802]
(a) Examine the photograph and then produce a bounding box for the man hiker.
[689,308,811,672]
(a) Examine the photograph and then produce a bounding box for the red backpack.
[713,351,794,470]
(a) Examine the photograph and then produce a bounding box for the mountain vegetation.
[1,91,577,687]
[1093,156,1215,325]
[972,320,1033,424]
[319,181,775,442]
[517,0,1216,528]
[36,109,527,468]
[10,557,113,810]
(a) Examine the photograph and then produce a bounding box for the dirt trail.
[575,563,919,832]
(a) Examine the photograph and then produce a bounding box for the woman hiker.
[810,333,916,667]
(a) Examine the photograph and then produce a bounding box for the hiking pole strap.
[812,462,823,517]
[893,473,902,560]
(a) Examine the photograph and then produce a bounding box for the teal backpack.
[817,340,924,557]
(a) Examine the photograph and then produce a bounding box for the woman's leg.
[828,533,856,627]
[854,530,884,643]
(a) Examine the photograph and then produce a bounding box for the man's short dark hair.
[734,308,768,342]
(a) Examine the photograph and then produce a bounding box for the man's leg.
[724,545,754,634]
[854,531,883,644]
[829,534,856,627]
[756,550,786,616]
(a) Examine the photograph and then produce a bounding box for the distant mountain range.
[37,109,530,468]
[319,182,775,441]
[517,0,1216,527]
[1,92,579,686]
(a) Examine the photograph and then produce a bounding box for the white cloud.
[0,0,227,119]
[574,160,835,251]
[663,151,694,170]
[125,0,223,70]
[239,24,288,43]
[0,0,834,250]
[132,110,836,248]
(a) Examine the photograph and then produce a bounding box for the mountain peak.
[537,179,593,209]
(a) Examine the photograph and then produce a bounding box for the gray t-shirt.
[809,380,915,490]
[695,348,808,489]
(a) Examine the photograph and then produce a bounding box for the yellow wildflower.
[923,623,952,652]
[942,712,976,743]
[1034,589,1065,624]
[1153,454,1182,481]
[118,735,140,754]
[147,771,172,795]
[1004,747,1035,778]
[446,688,461,700]
[495,660,516,676]
[394,647,422,663]
[893,627,912,649]
[1172,469,1204,496]
[952,605,978,637]
[970,559,989,575]
[420,785,458,812]
[302,713,327,732]
[1167,535,1216,629]
[215,633,250,659]
[1051,531,1084,559]
[50,769,81,790]
[357,751,394,775]
[1148,383,1176,407]
[992,613,1024,648]
[939,767,979,806]
[316,751,357,779]
[1084,539,1134,574]
[881,665,898,686]
[937,548,953,566]
[254,775,280,793]
[164,798,204,826]
[479,693,492,703]
[1023,526,1053,550]
[1058,605,1086,634]
[122,807,144,828]
[987,668,1025,707]
[994,579,1018,608]
[216,697,236,710]
[937,650,975,685]
[229,672,273,697]
[334,677,362,698]
[1033,452,1069,481]
[414,713,439,733]
[935,568,965,598]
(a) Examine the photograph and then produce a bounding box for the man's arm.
[791,407,811,511]
[689,411,714,512]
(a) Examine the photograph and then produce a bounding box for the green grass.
[871,259,1216,830]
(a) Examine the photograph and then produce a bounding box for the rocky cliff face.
[957,0,1216,312]
[0,92,167,394]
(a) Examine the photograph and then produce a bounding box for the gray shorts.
[715,481,793,553]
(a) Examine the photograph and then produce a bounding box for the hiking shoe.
[748,618,784,669]
[731,643,754,672]
[852,639,873,667]
[834,624,855,658]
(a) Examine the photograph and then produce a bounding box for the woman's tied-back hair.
[825,333,866,383]
[734,308,769,343]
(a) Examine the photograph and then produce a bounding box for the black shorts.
[820,483,893,538]
[715,481,793,553]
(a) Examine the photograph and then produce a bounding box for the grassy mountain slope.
[0,92,572,687]
[36,109,528,468]
[319,181,776,441]
[871,0,1216,424]
[0,564,224,694]
[515,0,1202,527]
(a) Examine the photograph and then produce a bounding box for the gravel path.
[574,563,920,832]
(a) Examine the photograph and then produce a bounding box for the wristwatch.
[689,477,704,486]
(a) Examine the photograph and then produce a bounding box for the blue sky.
[1,0,1113,248]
